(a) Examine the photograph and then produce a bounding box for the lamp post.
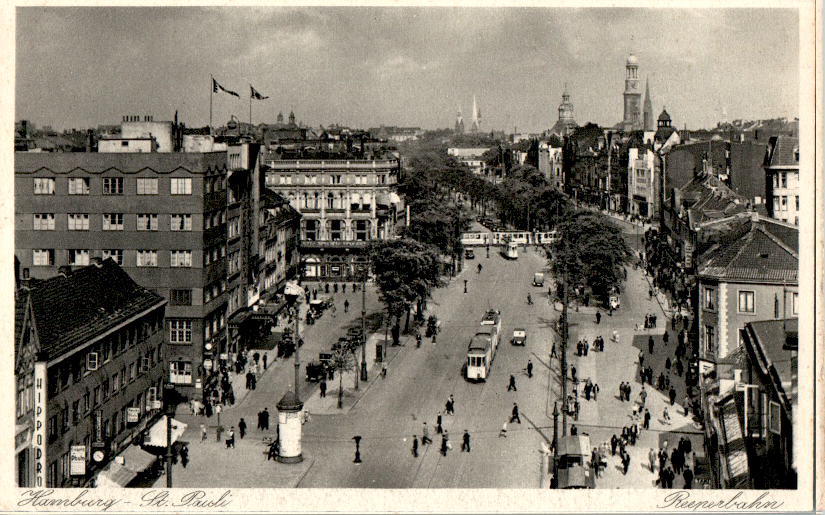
[560,270,569,437]
[360,266,368,382]
[163,384,177,488]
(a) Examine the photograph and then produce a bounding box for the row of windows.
[203,279,228,304]
[31,249,193,267]
[32,213,193,232]
[772,195,800,213]
[703,288,799,315]
[273,173,389,186]
[33,177,194,195]
[772,172,797,189]
[303,219,371,241]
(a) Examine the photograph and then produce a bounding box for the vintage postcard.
[1,0,820,513]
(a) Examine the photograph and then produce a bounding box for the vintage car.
[511,328,527,346]
[533,272,545,287]
[552,435,596,489]
[465,249,475,259]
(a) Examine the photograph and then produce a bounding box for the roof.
[765,136,799,168]
[22,259,165,361]
[557,434,591,456]
[468,332,492,352]
[698,218,798,283]
[658,109,671,121]
[15,150,227,175]
[746,318,798,406]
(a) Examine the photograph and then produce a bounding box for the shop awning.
[95,462,136,488]
[143,416,187,448]
[121,445,157,473]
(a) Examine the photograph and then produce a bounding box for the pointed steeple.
[643,77,654,131]
[471,95,480,132]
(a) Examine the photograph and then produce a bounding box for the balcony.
[266,160,399,171]
[300,240,370,249]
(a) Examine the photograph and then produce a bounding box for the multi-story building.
[264,157,402,281]
[15,259,167,488]
[446,147,492,176]
[764,136,800,226]
[627,145,661,219]
[537,141,564,189]
[15,151,229,397]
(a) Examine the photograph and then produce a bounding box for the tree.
[550,211,631,305]
[368,239,443,341]
[328,347,356,409]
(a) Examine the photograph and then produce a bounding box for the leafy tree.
[328,347,356,409]
[368,239,443,341]
[550,210,631,305]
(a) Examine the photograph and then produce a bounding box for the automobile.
[465,249,475,259]
[533,272,545,287]
[511,328,527,346]
[552,434,596,489]
[610,294,620,310]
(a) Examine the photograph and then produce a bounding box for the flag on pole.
[250,85,269,100]
[212,78,239,97]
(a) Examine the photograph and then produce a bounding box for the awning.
[143,416,187,448]
[95,462,136,488]
[120,445,157,473]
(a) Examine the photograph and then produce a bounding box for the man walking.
[201,424,208,442]
[508,374,517,392]
[262,408,270,431]
[226,427,236,449]
[648,335,655,354]
[648,448,657,472]
[320,378,327,398]
[510,402,521,424]
[238,418,247,439]
[422,422,432,445]
[462,430,471,452]
[436,412,443,434]
[411,435,419,457]
[595,311,601,324]
[344,299,350,313]
[682,466,694,489]
[526,359,533,378]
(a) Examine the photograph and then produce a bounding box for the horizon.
[16,7,799,133]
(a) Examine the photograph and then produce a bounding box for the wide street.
[159,220,702,489]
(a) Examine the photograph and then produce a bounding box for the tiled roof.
[746,318,798,405]
[23,260,165,361]
[15,289,30,361]
[765,136,799,168]
[698,220,798,283]
[15,151,227,175]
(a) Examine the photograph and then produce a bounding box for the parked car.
[511,328,527,346]
[465,249,475,259]
[533,272,545,287]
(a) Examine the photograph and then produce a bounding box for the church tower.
[288,110,296,126]
[622,53,642,131]
[643,78,654,131]
[471,95,481,133]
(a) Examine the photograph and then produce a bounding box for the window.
[101,249,123,265]
[137,214,158,231]
[171,178,192,195]
[68,213,89,231]
[331,175,342,185]
[704,287,715,310]
[48,461,58,487]
[68,249,90,266]
[136,250,157,267]
[93,386,101,407]
[329,220,343,241]
[103,177,123,195]
[83,391,90,413]
[169,361,193,384]
[169,320,192,344]
[795,196,799,210]
[354,220,370,241]
[327,192,334,209]
[704,325,715,355]
[112,372,120,393]
[137,178,158,195]
[792,292,798,315]
[33,213,55,230]
[738,291,755,313]
[32,249,55,266]
[773,197,780,214]
[170,289,192,306]
[68,177,89,195]
[102,213,124,231]
[170,214,192,231]
[34,178,55,195]
[780,196,788,211]
[780,172,787,188]
[170,250,192,267]
[71,400,79,425]
[129,362,136,382]
[768,401,781,434]
[102,379,110,400]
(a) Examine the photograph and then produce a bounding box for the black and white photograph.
[5,1,820,512]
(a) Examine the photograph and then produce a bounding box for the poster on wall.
[70,445,86,476]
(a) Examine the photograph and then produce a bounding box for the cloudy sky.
[16,7,799,132]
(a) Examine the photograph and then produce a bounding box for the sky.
[15,6,800,133]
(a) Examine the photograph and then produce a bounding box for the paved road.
[299,247,558,488]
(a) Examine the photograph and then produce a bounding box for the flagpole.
[249,86,253,127]
[209,75,213,135]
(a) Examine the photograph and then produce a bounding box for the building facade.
[627,145,661,219]
[537,142,564,189]
[764,136,800,225]
[264,158,401,280]
[15,151,229,397]
[15,260,167,488]
[620,54,642,132]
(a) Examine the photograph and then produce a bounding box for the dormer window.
[793,148,799,162]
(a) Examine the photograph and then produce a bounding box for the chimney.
[57,265,72,278]
[91,257,104,268]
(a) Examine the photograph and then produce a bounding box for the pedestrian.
[320,379,327,398]
[180,444,189,468]
[583,340,589,356]
[665,466,675,488]
[662,407,671,425]
[238,418,247,439]
[226,427,236,448]
[551,341,558,358]
[411,435,419,457]
[263,354,268,370]
[665,357,672,371]
[499,421,508,438]
[526,359,533,378]
[618,382,625,401]
[510,402,521,424]
[508,374,517,392]
[595,311,601,324]
[262,407,270,431]
[644,409,651,429]
[342,283,347,294]
[422,422,432,445]
[611,434,618,455]
[639,350,645,368]
[669,387,677,406]
[683,395,691,417]
[649,448,657,472]
[621,451,631,475]
[353,435,362,463]
[344,299,350,313]
[571,366,577,383]
[663,331,669,345]
[382,362,388,378]
[463,279,467,294]
[648,335,655,354]
[683,466,694,489]
[626,383,632,402]
[440,432,449,456]
[448,394,455,415]
[201,424,207,442]
[576,340,582,357]
[462,430,471,452]
[436,412,443,434]
[253,352,260,364]
[592,382,600,401]
[649,288,653,299]
[571,424,578,436]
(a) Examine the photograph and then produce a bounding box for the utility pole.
[360,267,368,381]
[561,269,569,437]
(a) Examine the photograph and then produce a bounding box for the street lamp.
[360,266,368,382]
[162,384,177,488]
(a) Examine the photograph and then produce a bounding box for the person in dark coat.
[436,412,443,434]
[610,434,618,455]
[411,436,419,457]
[238,418,247,439]
[669,387,677,406]
[526,360,533,378]
[180,444,189,468]
[643,409,651,430]
[440,432,449,456]
[595,311,601,324]
[663,331,669,345]
[462,430,471,452]
[621,451,631,475]
[508,374,517,391]
[320,379,327,398]
[648,335,655,354]
[262,408,270,431]
[683,466,694,489]
[510,403,521,424]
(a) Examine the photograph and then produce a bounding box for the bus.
[467,310,501,381]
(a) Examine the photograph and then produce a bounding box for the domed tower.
[643,78,654,131]
[288,110,296,126]
[623,53,642,130]
[657,107,672,129]
[277,112,284,124]
[558,83,575,124]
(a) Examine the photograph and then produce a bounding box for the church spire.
[643,77,654,131]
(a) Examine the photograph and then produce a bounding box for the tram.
[466,310,502,381]
[505,241,519,259]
